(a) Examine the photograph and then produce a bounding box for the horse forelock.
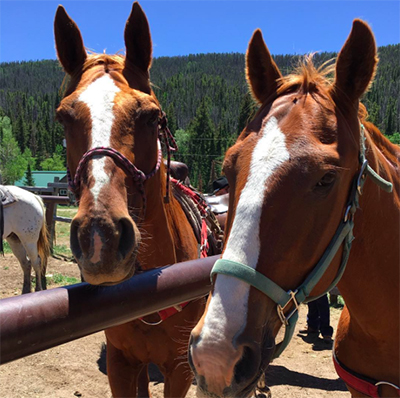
[276,54,336,99]
[62,52,154,98]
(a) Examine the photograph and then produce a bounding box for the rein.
[0,197,3,255]
[211,123,393,359]
[67,112,176,217]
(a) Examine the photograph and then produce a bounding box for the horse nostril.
[188,335,199,373]
[234,345,260,386]
[70,219,83,259]
[118,217,135,258]
[188,343,195,372]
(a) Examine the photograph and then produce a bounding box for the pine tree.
[23,164,35,186]
[187,97,216,188]
[165,103,178,134]
[0,116,28,184]
[13,109,29,153]
[208,160,218,189]
[237,92,258,134]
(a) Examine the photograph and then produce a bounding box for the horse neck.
[333,125,400,382]
[337,122,400,338]
[364,121,400,200]
[136,170,178,269]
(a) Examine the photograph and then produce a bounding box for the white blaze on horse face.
[78,74,120,204]
[200,117,290,349]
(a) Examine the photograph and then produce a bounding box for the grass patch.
[1,241,12,254]
[48,273,79,285]
[54,206,75,256]
[32,273,79,286]
[55,222,71,240]
[329,294,345,309]
[53,244,72,257]
[57,207,78,218]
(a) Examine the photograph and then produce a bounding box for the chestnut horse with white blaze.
[189,20,399,398]
[54,3,206,397]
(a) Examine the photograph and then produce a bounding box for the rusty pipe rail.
[0,255,218,365]
[40,195,70,204]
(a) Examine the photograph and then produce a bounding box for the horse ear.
[246,29,282,104]
[54,5,87,75]
[332,19,377,103]
[124,2,152,73]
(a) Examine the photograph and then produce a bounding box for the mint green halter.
[211,125,393,359]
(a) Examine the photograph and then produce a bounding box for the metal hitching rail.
[0,255,218,365]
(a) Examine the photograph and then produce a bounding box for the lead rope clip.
[254,374,272,398]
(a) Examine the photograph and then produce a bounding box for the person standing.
[300,294,334,346]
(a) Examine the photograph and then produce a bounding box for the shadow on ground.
[97,343,166,383]
[98,343,345,392]
[297,332,334,351]
[266,365,347,391]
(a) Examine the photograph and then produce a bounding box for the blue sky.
[0,1,399,63]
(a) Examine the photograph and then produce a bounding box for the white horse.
[1,185,50,294]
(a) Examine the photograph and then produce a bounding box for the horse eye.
[316,171,337,188]
[147,114,159,127]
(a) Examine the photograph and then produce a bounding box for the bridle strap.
[211,211,354,358]
[68,145,161,191]
[68,144,162,218]
[67,112,174,218]
[159,112,178,204]
[359,124,393,194]
[211,123,393,359]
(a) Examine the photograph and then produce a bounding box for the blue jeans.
[307,294,333,337]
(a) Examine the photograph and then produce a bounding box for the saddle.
[0,186,17,254]
[171,179,224,257]
[0,186,17,207]
[204,193,229,215]
[166,160,190,185]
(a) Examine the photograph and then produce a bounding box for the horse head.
[55,3,163,285]
[189,20,378,397]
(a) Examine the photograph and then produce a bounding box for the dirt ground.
[0,254,349,398]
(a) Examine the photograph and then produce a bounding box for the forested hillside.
[0,45,398,188]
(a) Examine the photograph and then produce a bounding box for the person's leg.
[306,300,320,332]
[315,295,333,338]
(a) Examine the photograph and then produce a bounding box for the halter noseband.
[67,112,177,217]
[211,123,393,359]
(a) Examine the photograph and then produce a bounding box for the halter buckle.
[375,381,400,391]
[277,290,299,325]
[357,159,369,195]
[343,205,353,223]
[255,374,272,398]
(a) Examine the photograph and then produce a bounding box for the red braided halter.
[67,112,176,217]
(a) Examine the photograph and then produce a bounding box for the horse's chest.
[105,321,175,363]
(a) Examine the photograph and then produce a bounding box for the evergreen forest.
[0,44,399,189]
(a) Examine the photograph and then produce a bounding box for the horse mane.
[60,51,160,108]
[82,53,125,73]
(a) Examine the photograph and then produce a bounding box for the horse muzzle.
[70,211,140,285]
[188,333,275,398]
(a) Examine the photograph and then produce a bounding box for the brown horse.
[189,20,399,398]
[54,3,206,397]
